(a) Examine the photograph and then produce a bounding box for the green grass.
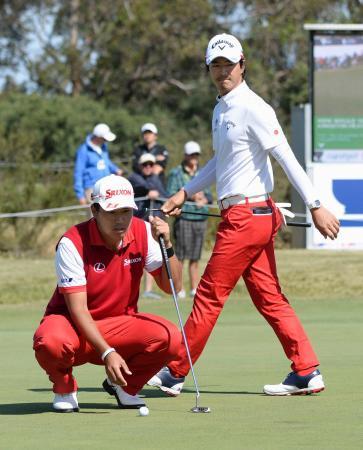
[0,252,363,449]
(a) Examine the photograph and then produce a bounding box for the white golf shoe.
[53,391,79,412]
[263,369,325,396]
[102,379,146,409]
[147,366,185,397]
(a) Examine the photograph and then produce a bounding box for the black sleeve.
[153,145,169,169]
[128,173,149,197]
[145,176,168,198]
[131,146,143,173]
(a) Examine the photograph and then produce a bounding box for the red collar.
[88,218,135,248]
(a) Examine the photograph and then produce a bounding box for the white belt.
[218,194,270,210]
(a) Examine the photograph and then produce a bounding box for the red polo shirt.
[45,217,160,320]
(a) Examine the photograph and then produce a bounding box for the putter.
[146,208,312,227]
[158,235,211,414]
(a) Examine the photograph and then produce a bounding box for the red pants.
[33,313,181,395]
[169,199,319,377]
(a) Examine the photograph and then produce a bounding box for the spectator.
[129,153,168,218]
[131,123,169,186]
[74,123,122,205]
[167,141,213,298]
[129,153,169,299]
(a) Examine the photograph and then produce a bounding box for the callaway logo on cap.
[206,33,243,65]
[91,174,138,211]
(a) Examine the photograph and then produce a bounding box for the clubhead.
[191,406,211,413]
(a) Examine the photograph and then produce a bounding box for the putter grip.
[285,221,312,227]
[158,235,173,280]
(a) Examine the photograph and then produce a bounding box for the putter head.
[191,406,211,413]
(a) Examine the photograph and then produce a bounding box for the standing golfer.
[33,175,182,412]
[148,33,340,396]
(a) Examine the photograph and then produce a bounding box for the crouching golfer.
[148,33,340,397]
[33,174,182,412]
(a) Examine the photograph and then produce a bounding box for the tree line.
[0,0,361,253]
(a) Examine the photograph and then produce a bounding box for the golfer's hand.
[161,189,187,216]
[104,352,132,387]
[311,206,340,240]
[149,216,171,246]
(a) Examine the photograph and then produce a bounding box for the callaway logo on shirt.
[226,120,236,130]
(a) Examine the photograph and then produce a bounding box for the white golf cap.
[92,123,116,142]
[184,141,201,155]
[141,123,158,134]
[138,153,156,165]
[205,33,243,65]
[91,175,137,211]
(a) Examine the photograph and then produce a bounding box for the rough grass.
[1,250,362,305]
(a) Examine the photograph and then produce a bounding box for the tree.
[0,0,217,105]
[216,0,363,123]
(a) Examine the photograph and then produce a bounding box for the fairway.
[0,252,363,449]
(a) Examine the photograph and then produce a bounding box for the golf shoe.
[102,378,146,409]
[147,366,185,396]
[53,391,79,412]
[263,369,325,396]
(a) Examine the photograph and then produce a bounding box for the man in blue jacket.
[74,123,123,205]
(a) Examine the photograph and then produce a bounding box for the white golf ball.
[139,406,149,416]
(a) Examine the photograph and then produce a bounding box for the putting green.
[0,252,362,449]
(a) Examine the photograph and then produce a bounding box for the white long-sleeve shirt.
[184,81,318,205]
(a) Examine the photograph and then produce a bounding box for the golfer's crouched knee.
[33,332,76,369]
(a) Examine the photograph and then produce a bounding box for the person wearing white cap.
[148,33,340,398]
[131,123,169,186]
[129,153,169,217]
[166,141,213,299]
[33,174,182,412]
[74,123,123,205]
[129,153,169,299]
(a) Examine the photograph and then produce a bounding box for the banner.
[307,164,363,249]
[313,34,363,163]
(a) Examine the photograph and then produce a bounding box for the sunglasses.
[142,162,154,167]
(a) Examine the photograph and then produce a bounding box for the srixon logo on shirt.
[124,257,142,266]
[105,189,132,199]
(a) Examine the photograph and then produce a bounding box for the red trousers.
[33,313,181,395]
[169,199,319,377]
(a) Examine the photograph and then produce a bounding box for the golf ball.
[139,406,149,416]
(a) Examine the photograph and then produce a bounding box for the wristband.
[166,246,175,258]
[101,347,116,361]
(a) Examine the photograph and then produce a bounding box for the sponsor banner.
[312,33,363,162]
[314,116,363,162]
[307,163,363,249]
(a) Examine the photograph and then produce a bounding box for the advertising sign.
[312,33,363,163]
[307,164,363,249]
